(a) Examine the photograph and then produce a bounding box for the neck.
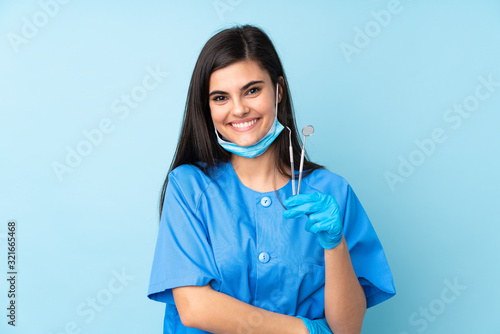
[230,146,289,193]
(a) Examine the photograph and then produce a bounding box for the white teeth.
[231,119,257,128]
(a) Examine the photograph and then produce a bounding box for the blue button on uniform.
[260,197,271,207]
[259,252,270,263]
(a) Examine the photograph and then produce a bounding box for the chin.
[238,135,266,147]
[233,141,256,148]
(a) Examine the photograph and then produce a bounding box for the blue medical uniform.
[148,161,395,333]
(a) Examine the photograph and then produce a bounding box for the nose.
[231,96,249,118]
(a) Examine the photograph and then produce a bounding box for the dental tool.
[287,127,296,195]
[297,125,314,195]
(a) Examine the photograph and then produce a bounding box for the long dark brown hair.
[159,25,323,218]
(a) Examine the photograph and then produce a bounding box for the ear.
[277,76,285,103]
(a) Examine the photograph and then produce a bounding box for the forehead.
[209,60,271,89]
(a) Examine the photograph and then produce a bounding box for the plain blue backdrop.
[1,1,499,333]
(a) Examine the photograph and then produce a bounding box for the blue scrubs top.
[148,161,395,333]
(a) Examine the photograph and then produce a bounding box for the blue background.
[1,1,499,333]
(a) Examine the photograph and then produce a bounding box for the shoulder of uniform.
[163,164,215,214]
[300,168,352,200]
[306,168,349,188]
[169,162,230,193]
[169,164,212,188]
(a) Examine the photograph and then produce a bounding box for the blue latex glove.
[296,316,333,333]
[283,192,343,249]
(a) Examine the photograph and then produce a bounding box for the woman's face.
[209,60,281,148]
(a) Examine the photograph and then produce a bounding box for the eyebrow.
[208,80,265,97]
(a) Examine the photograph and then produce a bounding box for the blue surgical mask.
[214,83,284,158]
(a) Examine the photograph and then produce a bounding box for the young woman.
[148,25,395,334]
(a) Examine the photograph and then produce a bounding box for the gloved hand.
[283,192,343,249]
[296,316,333,333]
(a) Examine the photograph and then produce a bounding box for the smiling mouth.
[230,119,258,129]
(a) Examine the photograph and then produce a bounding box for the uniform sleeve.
[342,185,396,308]
[147,172,221,304]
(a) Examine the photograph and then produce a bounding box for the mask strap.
[275,82,279,117]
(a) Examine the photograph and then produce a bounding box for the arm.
[173,283,309,334]
[283,193,367,334]
[324,236,366,334]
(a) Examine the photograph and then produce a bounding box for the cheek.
[210,106,225,125]
[254,98,275,117]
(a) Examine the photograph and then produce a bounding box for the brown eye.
[247,87,260,95]
[213,96,226,102]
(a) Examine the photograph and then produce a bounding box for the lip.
[228,117,260,132]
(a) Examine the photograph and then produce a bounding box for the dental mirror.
[302,125,314,137]
[297,125,315,194]
[286,126,296,195]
